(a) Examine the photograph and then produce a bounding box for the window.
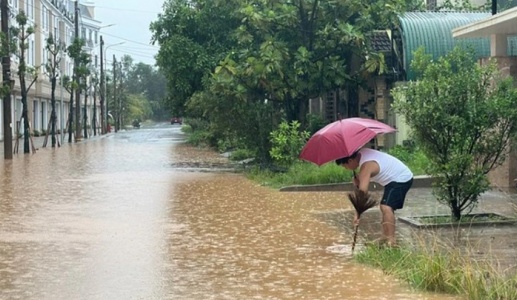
[25,0,34,19]
[43,49,48,67]
[54,17,60,41]
[42,6,49,31]
[30,40,35,66]
[81,28,86,39]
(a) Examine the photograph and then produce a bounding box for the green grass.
[355,240,517,299]
[245,146,430,188]
[246,161,354,189]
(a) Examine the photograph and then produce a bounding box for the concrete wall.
[481,56,517,188]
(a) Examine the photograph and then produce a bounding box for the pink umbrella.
[299,118,396,166]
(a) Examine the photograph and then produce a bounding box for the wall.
[481,56,517,188]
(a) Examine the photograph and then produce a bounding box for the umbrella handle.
[351,224,359,253]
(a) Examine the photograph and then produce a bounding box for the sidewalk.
[285,181,517,271]
[0,131,112,157]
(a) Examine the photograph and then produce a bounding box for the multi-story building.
[0,0,104,141]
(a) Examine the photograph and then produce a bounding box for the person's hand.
[352,176,359,188]
[353,213,360,226]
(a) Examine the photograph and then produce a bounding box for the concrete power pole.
[112,55,117,132]
[99,35,105,134]
[74,0,81,141]
[1,0,12,159]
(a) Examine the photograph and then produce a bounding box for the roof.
[366,30,392,52]
[398,12,505,80]
[453,6,517,37]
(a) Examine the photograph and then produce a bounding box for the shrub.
[305,113,327,135]
[387,144,429,176]
[229,148,254,161]
[269,120,310,167]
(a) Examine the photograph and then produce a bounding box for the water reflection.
[0,125,459,299]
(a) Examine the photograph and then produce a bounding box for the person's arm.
[352,161,379,225]
[352,171,359,188]
[357,161,378,192]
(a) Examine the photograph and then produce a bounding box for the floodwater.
[0,123,459,300]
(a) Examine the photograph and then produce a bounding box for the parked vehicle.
[171,117,182,125]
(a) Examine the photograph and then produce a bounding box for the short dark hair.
[335,151,359,165]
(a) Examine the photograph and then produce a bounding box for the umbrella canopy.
[299,117,396,166]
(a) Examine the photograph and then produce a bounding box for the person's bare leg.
[380,204,396,246]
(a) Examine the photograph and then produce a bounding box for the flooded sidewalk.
[304,182,517,274]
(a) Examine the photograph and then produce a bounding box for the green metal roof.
[398,12,517,80]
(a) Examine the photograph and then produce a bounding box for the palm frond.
[348,189,377,216]
[347,189,377,254]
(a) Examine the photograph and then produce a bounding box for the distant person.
[336,148,413,247]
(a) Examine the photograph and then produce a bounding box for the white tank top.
[358,148,413,186]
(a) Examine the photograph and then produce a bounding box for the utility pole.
[1,0,12,159]
[112,54,117,132]
[99,35,105,134]
[74,0,81,141]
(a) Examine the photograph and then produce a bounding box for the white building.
[0,0,104,141]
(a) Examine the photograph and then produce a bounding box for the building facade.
[0,0,103,141]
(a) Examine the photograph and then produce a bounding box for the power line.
[94,5,160,15]
[100,32,159,48]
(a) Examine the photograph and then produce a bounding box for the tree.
[61,74,74,143]
[67,38,90,142]
[392,47,517,220]
[13,11,38,153]
[83,72,93,139]
[90,72,99,136]
[213,0,414,125]
[150,0,242,117]
[153,0,422,161]
[45,33,66,147]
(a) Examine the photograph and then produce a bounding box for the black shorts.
[380,178,413,210]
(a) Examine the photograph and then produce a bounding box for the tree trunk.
[297,97,308,128]
[51,77,57,147]
[93,89,97,136]
[83,90,88,139]
[451,199,462,221]
[68,91,74,143]
[22,94,29,153]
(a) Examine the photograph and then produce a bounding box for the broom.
[347,189,377,253]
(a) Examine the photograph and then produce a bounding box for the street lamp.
[100,23,116,29]
[100,40,125,133]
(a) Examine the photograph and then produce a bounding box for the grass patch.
[355,241,517,299]
[387,145,429,176]
[246,161,354,188]
[245,146,430,188]
[399,213,517,228]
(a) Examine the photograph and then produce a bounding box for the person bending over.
[336,148,413,246]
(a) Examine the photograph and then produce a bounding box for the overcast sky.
[91,0,165,66]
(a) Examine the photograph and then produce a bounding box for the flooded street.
[0,123,458,299]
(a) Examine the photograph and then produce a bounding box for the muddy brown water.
[0,124,460,299]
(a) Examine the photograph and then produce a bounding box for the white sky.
[90,0,165,66]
